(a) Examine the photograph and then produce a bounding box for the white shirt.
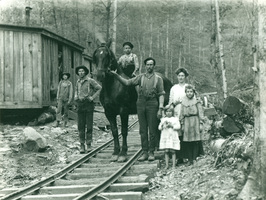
[169,83,188,117]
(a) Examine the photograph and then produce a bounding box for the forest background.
[0,0,255,102]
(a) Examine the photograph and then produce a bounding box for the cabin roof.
[0,24,85,52]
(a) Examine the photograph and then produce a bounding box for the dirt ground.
[0,110,248,200]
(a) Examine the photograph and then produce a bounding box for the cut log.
[222,116,242,133]
[222,96,242,115]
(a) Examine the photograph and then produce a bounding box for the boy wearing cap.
[118,42,139,77]
[55,72,73,127]
[74,65,102,153]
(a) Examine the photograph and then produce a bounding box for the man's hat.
[123,42,134,49]
[61,72,70,79]
[75,65,89,75]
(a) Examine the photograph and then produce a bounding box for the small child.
[117,42,139,77]
[55,72,73,127]
[179,84,204,165]
[158,105,181,169]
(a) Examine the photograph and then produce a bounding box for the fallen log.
[209,138,226,153]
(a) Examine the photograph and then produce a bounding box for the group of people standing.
[55,41,205,168]
[111,42,205,168]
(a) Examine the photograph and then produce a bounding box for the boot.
[64,121,68,127]
[86,143,92,152]
[80,143,85,154]
[148,152,155,161]
[138,151,148,161]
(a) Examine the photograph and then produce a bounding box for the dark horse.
[93,41,172,162]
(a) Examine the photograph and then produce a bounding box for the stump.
[222,96,243,115]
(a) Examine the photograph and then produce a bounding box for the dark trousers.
[137,98,159,153]
[77,101,94,145]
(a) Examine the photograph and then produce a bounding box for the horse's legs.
[117,113,128,162]
[120,113,129,155]
[105,112,120,155]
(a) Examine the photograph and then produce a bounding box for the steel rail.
[73,149,142,200]
[0,120,138,200]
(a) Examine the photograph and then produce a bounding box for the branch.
[100,0,107,8]
[111,1,129,22]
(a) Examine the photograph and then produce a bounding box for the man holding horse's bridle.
[110,57,165,161]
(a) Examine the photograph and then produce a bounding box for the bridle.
[93,45,116,73]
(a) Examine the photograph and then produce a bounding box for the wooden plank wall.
[0,30,42,108]
[4,31,13,102]
[0,28,83,109]
[50,39,58,102]
[42,38,50,104]
[13,32,24,102]
[42,37,58,105]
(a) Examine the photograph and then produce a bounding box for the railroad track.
[0,119,163,200]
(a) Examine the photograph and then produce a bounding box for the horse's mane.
[108,48,123,75]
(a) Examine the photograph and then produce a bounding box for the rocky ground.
[0,108,251,200]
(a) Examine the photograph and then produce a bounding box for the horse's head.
[93,45,118,82]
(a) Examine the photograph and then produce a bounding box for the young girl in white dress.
[158,105,181,169]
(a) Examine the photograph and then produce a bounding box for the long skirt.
[182,141,204,162]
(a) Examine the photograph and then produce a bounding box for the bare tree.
[106,0,112,41]
[111,0,117,54]
[215,0,227,99]
[165,13,169,77]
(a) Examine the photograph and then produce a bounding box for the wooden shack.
[0,24,87,109]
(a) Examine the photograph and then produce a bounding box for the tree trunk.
[52,1,58,32]
[188,32,191,63]
[39,0,44,27]
[178,47,182,68]
[75,0,80,43]
[215,0,228,99]
[92,2,96,49]
[170,46,174,82]
[137,38,143,73]
[238,1,266,199]
[111,0,117,54]
[149,17,153,57]
[237,53,242,78]
[106,0,112,41]
[165,13,169,78]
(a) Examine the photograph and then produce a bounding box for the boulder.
[22,127,48,152]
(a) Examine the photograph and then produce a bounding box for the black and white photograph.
[0,0,265,199]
